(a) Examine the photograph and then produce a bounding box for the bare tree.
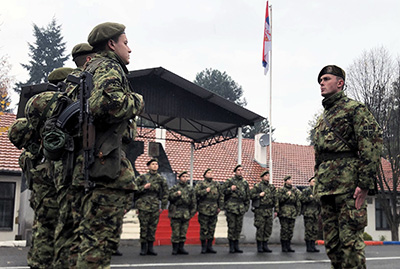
[346,47,400,241]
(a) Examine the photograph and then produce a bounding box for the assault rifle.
[78,71,96,192]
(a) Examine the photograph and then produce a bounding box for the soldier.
[275,175,301,252]
[300,176,320,253]
[250,170,276,253]
[222,164,250,253]
[71,43,95,72]
[69,22,144,268]
[135,158,169,256]
[168,171,197,255]
[48,67,74,85]
[313,65,382,268]
[194,168,223,254]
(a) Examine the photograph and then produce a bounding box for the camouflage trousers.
[278,217,295,240]
[321,193,367,269]
[304,216,319,241]
[76,188,126,269]
[254,209,273,241]
[27,184,58,269]
[52,186,74,269]
[198,213,218,240]
[138,210,160,243]
[170,218,190,243]
[67,186,85,268]
[225,211,244,241]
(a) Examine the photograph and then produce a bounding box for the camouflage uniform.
[250,180,276,252]
[71,45,143,267]
[194,176,223,253]
[168,179,196,254]
[275,182,301,252]
[222,174,250,252]
[300,186,321,252]
[314,90,382,269]
[135,171,168,254]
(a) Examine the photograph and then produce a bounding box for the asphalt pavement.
[1,243,400,269]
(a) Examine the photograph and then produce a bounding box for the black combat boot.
[172,243,179,255]
[112,249,123,256]
[201,240,207,254]
[206,239,217,254]
[281,240,288,252]
[147,241,157,256]
[229,240,235,253]
[286,240,295,252]
[178,242,189,255]
[234,240,243,253]
[140,242,147,256]
[306,240,313,252]
[257,241,264,253]
[311,240,320,252]
[263,241,272,253]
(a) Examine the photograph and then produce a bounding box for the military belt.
[258,205,273,209]
[319,151,358,162]
[228,197,243,203]
[142,193,158,198]
[176,205,189,210]
[201,199,218,203]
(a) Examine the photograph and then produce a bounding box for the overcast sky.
[1,0,399,145]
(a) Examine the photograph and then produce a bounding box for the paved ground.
[1,243,400,269]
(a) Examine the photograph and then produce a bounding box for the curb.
[316,240,400,246]
[0,240,27,247]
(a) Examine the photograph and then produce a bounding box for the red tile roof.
[0,113,22,173]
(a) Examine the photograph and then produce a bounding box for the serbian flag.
[262,2,271,75]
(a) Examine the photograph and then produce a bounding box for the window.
[0,182,16,231]
[375,199,390,230]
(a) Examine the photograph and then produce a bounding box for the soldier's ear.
[108,39,116,51]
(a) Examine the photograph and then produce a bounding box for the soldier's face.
[319,74,343,98]
[110,34,131,65]
[235,167,243,177]
[148,161,158,172]
[205,170,213,179]
[309,178,315,187]
[285,179,292,185]
[262,174,269,181]
[180,173,189,183]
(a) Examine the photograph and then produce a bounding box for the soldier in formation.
[194,168,223,254]
[222,164,250,253]
[313,65,382,268]
[250,170,276,253]
[300,176,320,253]
[275,175,301,252]
[135,158,169,256]
[168,171,197,255]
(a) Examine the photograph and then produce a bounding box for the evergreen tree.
[14,17,69,93]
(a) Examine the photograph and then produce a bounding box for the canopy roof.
[128,67,265,149]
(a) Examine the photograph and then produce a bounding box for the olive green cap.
[88,22,126,46]
[233,164,242,172]
[260,170,269,178]
[146,158,158,166]
[203,168,212,177]
[318,65,346,83]
[48,67,74,84]
[178,171,188,178]
[283,175,291,181]
[72,43,93,60]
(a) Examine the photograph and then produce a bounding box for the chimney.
[254,133,268,168]
[155,128,166,149]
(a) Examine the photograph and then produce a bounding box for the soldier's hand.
[159,209,163,213]
[310,194,313,198]
[260,191,265,197]
[177,191,182,196]
[353,187,368,210]
[144,183,151,189]
[217,208,221,214]
[206,187,211,192]
[274,212,278,219]
[231,185,237,191]
[287,191,291,196]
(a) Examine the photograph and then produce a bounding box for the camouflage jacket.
[300,186,320,218]
[222,175,250,215]
[195,178,224,216]
[168,181,197,220]
[275,183,301,219]
[250,181,276,215]
[135,171,169,212]
[69,51,144,190]
[313,91,383,197]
